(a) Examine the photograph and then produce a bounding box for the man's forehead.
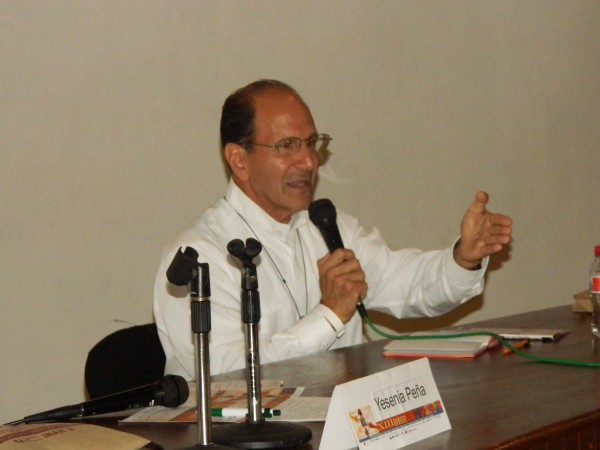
[253,90,315,134]
[254,88,304,111]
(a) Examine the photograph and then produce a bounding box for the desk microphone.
[11,374,188,424]
[167,246,201,286]
[308,198,368,319]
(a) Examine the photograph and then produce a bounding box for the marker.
[503,339,529,356]
[211,408,281,418]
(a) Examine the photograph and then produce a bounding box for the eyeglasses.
[246,133,332,157]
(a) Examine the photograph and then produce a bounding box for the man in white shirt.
[153,79,513,379]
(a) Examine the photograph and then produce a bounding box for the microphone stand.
[212,239,312,449]
[167,247,235,450]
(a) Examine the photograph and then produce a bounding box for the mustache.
[287,170,315,183]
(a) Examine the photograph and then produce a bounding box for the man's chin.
[284,188,313,208]
[298,195,315,212]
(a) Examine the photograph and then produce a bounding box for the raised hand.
[453,191,513,269]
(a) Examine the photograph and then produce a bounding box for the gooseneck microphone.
[13,375,188,424]
[308,198,368,319]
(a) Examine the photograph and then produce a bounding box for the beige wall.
[2,0,599,424]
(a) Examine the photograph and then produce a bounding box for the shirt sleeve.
[336,211,487,319]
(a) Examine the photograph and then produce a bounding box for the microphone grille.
[160,375,190,407]
[308,198,336,227]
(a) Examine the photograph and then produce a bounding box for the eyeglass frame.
[241,133,332,156]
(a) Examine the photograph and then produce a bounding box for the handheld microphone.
[308,199,344,253]
[308,199,368,319]
[17,374,189,424]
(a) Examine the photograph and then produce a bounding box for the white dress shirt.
[153,180,486,378]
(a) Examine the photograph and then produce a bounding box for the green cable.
[363,317,600,368]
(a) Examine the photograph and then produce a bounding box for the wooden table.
[106,305,600,449]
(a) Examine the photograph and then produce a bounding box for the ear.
[224,142,249,181]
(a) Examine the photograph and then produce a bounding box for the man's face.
[233,91,319,223]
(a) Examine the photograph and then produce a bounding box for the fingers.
[456,191,513,268]
[469,192,513,235]
[472,216,513,255]
[319,249,364,281]
[487,212,513,243]
[488,209,513,226]
[318,249,368,323]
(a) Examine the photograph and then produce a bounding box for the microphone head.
[308,198,337,228]
[166,246,199,286]
[159,375,189,407]
[227,239,245,258]
[309,198,344,252]
[227,238,262,264]
[244,238,262,258]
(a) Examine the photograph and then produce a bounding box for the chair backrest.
[85,323,166,399]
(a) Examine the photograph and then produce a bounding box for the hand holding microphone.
[308,199,368,322]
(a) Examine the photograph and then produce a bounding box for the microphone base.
[177,444,238,450]
[212,421,312,449]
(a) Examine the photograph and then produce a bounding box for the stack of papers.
[383,332,498,359]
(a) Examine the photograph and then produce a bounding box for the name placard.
[320,358,450,450]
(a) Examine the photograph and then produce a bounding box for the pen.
[503,339,529,356]
[211,408,281,418]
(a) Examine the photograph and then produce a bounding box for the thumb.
[474,191,489,205]
[470,191,489,214]
[462,192,489,229]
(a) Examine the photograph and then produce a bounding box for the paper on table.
[211,379,283,390]
[122,379,284,423]
[122,379,326,423]
[268,397,330,422]
[123,386,303,423]
[454,327,569,342]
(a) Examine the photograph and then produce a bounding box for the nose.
[293,142,319,170]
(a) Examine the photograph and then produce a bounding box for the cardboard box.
[572,290,592,313]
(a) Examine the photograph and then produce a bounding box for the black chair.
[84,323,166,399]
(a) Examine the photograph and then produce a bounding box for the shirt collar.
[225,179,308,238]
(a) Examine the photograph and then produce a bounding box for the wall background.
[1,0,599,424]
